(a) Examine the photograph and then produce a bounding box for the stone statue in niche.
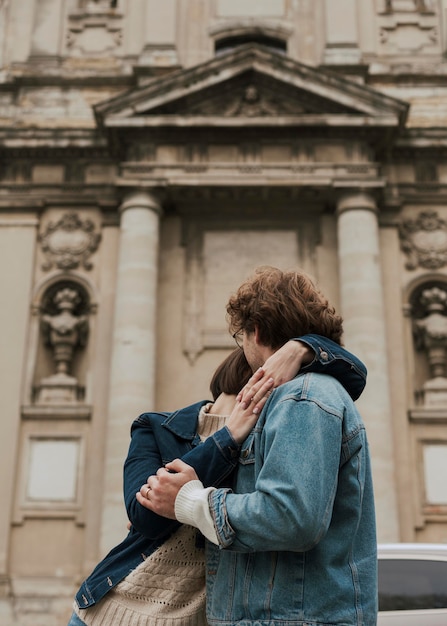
[36,287,89,404]
[413,286,447,407]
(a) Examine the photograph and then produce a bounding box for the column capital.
[336,192,377,216]
[119,190,163,216]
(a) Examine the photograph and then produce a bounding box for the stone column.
[336,192,399,542]
[100,191,162,554]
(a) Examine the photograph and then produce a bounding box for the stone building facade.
[1,0,447,623]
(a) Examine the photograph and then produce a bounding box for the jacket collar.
[162,399,211,440]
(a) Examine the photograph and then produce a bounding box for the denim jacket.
[74,336,367,610]
[295,334,366,401]
[75,399,237,608]
[206,372,377,626]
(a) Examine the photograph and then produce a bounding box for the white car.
[378,543,447,625]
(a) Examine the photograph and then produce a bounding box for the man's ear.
[254,325,261,344]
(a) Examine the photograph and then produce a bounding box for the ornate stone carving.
[67,8,122,55]
[378,0,438,55]
[189,83,309,117]
[399,211,447,270]
[39,212,101,271]
[37,286,89,404]
[379,23,438,50]
[224,85,279,116]
[413,286,447,407]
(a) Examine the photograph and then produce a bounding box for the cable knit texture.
[74,405,228,626]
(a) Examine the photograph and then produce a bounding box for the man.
[138,266,378,626]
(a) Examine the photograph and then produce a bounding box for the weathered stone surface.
[1,1,447,623]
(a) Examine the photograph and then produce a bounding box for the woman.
[68,337,366,625]
[68,349,270,626]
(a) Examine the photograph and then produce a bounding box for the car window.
[378,559,447,612]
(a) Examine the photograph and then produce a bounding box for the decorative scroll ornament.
[39,212,101,271]
[399,211,447,270]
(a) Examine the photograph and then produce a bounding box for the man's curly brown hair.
[226,266,344,349]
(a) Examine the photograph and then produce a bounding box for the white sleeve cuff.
[174,480,219,545]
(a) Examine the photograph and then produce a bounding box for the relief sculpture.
[399,211,447,270]
[39,212,101,271]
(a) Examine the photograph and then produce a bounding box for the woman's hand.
[226,370,274,443]
[238,340,314,413]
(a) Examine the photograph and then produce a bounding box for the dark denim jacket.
[75,335,366,609]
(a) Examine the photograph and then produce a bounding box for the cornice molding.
[102,114,400,129]
[0,188,118,210]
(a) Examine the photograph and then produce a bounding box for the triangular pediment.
[95,44,408,127]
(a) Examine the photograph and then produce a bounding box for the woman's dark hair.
[209,348,252,400]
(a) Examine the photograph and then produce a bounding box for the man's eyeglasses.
[233,331,244,349]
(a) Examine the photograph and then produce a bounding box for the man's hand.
[238,340,314,412]
[136,459,198,519]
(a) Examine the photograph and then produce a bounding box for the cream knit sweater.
[74,405,228,626]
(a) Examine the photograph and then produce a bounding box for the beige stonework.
[337,193,399,541]
[1,1,447,624]
[100,191,162,553]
